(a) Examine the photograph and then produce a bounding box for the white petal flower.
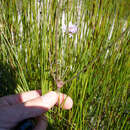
[68,22,78,34]
[62,21,78,37]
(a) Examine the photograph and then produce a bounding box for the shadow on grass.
[0,61,17,97]
[0,62,56,129]
[0,61,65,129]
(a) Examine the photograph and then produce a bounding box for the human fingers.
[0,90,41,106]
[0,91,57,128]
[0,91,73,129]
[21,91,73,111]
[56,92,73,110]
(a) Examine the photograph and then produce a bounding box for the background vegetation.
[0,0,129,129]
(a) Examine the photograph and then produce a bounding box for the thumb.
[0,91,58,128]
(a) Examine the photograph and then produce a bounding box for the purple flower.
[68,22,78,34]
[62,22,78,37]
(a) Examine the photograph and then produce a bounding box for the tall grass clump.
[0,0,129,129]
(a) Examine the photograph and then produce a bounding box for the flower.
[56,80,64,89]
[68,22,78,34]
[62,21,78,37]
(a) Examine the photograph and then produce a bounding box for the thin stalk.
[64,26,130,84]
[55,0,62,81]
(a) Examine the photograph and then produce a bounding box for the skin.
[0,90,73,130]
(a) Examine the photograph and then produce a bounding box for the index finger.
[0,90,42,105]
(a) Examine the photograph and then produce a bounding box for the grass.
[0,0,130,129]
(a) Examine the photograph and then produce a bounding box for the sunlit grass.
[0,0,129,129]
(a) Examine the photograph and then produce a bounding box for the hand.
[0,90,73,130]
